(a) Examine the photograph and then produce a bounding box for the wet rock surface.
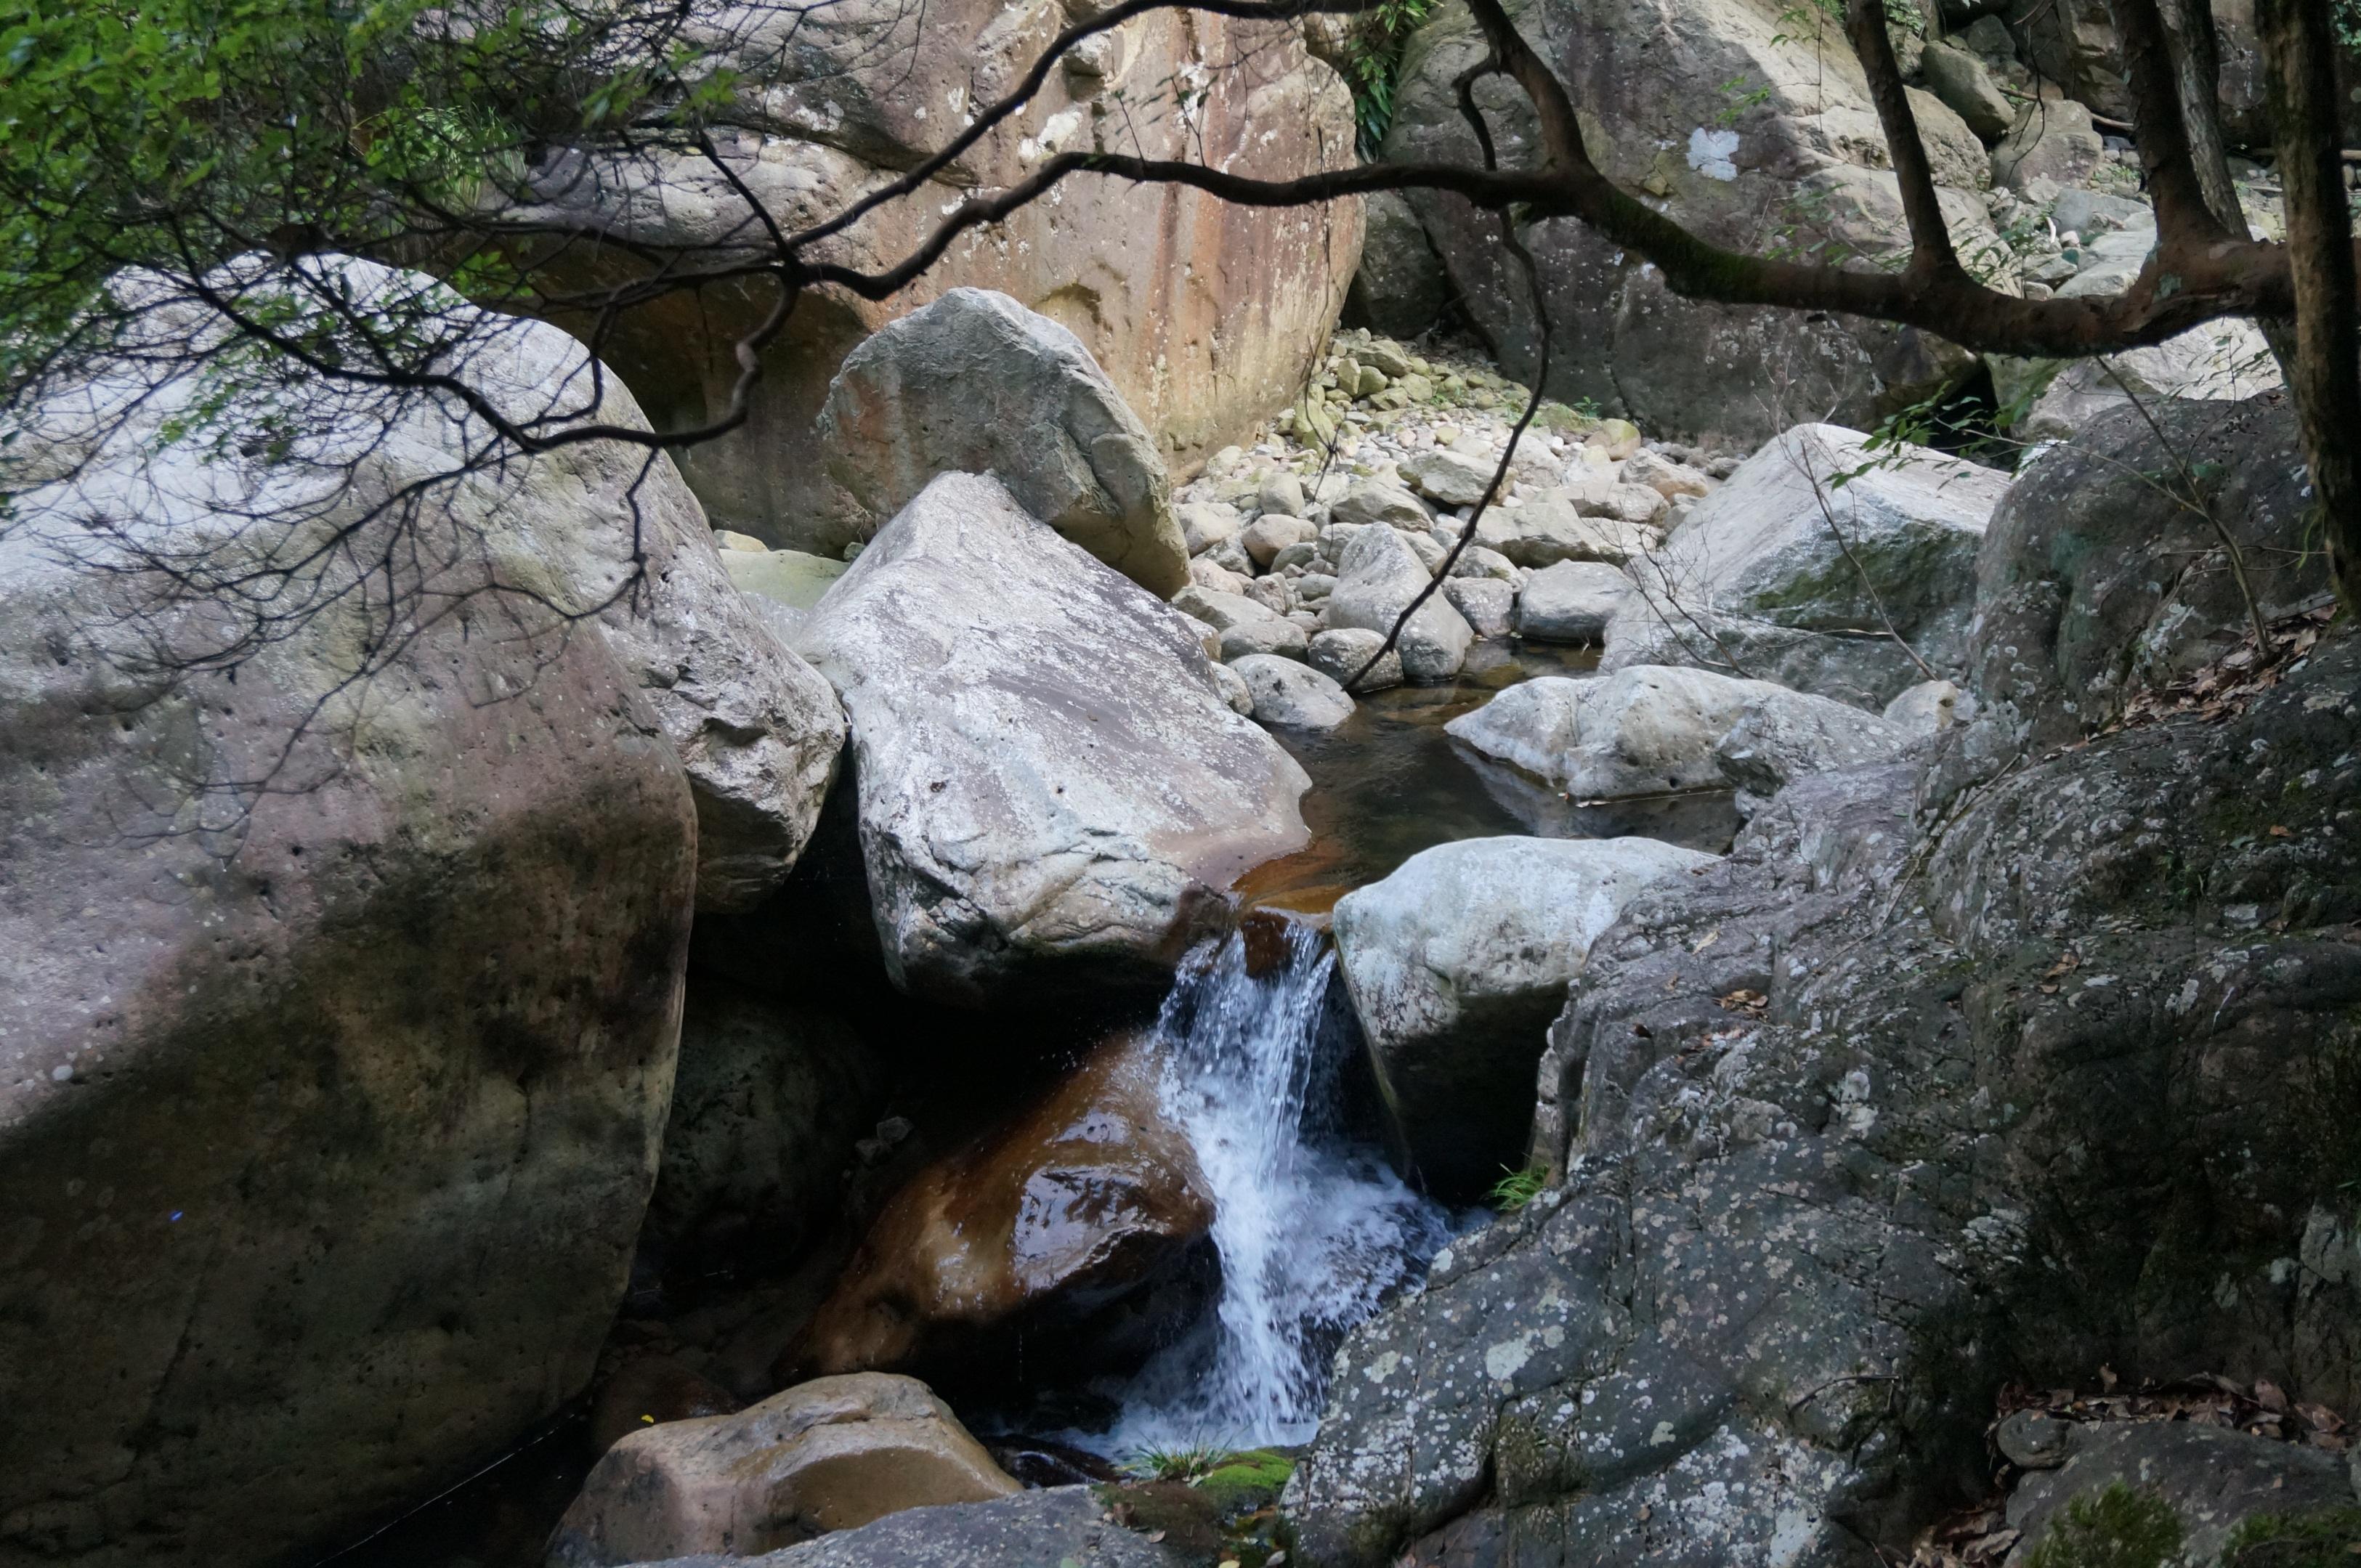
[546,1373,1018,1565]
[781,1032,1216,1400]
[633,1486,1189,1568]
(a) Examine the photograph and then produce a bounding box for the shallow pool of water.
[1234,642,1741,915]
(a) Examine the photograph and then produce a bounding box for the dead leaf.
[1144,1531,1165,1543]
[1718,988,1768,1015]
[2099,1364,2118,1392]
[2043,952,2081,978]
[2296,1401,2346,1433]
[2254,1378,2288,1413]
[2268,824,2293,839]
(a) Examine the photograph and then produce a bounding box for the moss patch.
[2026,1484,2186,1568]
[2225,1506,2361,1567]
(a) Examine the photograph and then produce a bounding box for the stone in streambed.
[1324,524,1473,682]
[779,1032,1215,1397]
[1308,627,1406,692]
[1231,652,1356,730]
[1449,665,1844,800]
[1514,560,1629,643]
[1443,576,1515,640]
[795,474,1308,1007]
[1333,836,1717,1197]
[546,1373,1018,1566]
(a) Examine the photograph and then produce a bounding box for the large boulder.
[546,1373,1019,1566]
[780,1031,1215,1397]
[1360,0,2004,447]
[1513,559,1630,643]
[1332,837,1718,1198]
[501,5,1358,548]
[1231,652,1356,731]
[1969,391,2327,751]
[814,290,1188,596]
[1447,665,1843,800]
[1323,522,1475,683]
[0,261,838,1565]
[1604,423,2010,708]
[1711,691,1911,797]
[1295,630,2361,1564]
[794,473,1310,1007]
[2005,1423,2357,1567]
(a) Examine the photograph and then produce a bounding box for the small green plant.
[1488,1163,1548,1211]
[1342,0,1440,154]
[1125,1441,1239,1484]
[2025,1484,2185,1568]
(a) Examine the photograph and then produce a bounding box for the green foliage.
[1489,1163,1548,1211]
[2336,0,2361,49]
[0,0,727,407]
[1125,1441,1245,1483]
[2025,1484,2186,1568]
[2225,1506,2361,1567]
[1342,0,1438,155]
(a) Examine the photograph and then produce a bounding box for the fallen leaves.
[1717,988,1768,1016]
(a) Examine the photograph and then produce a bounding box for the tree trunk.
[2256,0,2361,611]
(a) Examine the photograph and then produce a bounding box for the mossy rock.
[2224,1506,2361,1568]
[2026,1483,2184,1568]
[1193,1450,1294,1514]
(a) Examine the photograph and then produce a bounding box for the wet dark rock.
[1993,1411,2074,1471]
[590,1356,741,1458]
[779,1032,1216,1400]
[983,1434,1125,1488]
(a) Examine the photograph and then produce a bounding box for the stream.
[323,644,1739,1563]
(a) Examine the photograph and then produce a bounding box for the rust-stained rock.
[546,1373,1018,1565]
[779,1032,1214,1397]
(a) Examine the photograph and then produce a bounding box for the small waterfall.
[1093,917,1454,1454]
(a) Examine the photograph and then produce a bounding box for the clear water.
[1084,921,1455,1456]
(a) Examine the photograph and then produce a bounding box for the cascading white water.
[1090,919,1454,1454]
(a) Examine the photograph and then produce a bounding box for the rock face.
[1288,601,2361,1563]
[1990,97,2106,189]
[546,1373,1020,1565]
[1448,665,1826,800]
[0,263,796,1565]
[1970,391,2325,750]
[782,1032,1215,1397]
[814,290,1188,596]
[1605,423,2010,708]
[1994,319,2284,444]
[503,5,1358,547]
[1332,837,1718,1198]
[1324,523,1475,682]
[795,473,1310,1007]
[1361,0,2002,446]
[640,979,894,1281]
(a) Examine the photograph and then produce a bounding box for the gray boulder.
[0,260,786,1566]
[795,473,1310,1007]
[1324,523,1475,682]
[1710,689,1911,796]
[816,290,1188,596]
[1605,422,2009,707]
[1513,559,1630,643]
[1350,189,1453,338]
[1919,40,2013,141]
[1174,584,1309,662]
[1447,665,1818,799]
[1969,391,2325,752]
[1332,836,1718,1197]
[1330,476,1434,529]
[1478,496,1659,567]
[1177,500,1244,556]
[1881,677,1970,736]
[1231,652,1356,730]
[1401,445,1500,506]
[1308,627,1406,692]
[1991,99,2105,190]
[1444,575,1515,638]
